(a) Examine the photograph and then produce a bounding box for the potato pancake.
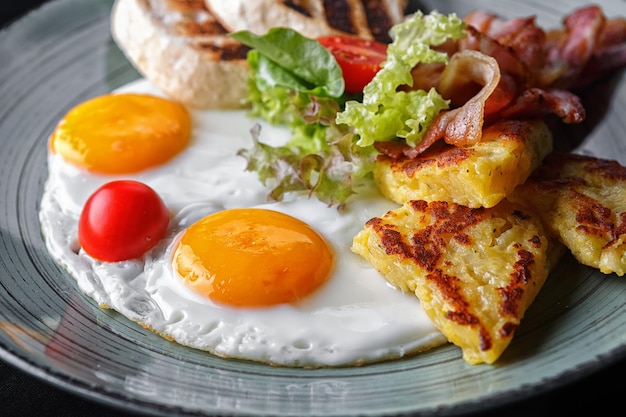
[374,119,553,208]
[508,152,626,276]
[351,199,564,364]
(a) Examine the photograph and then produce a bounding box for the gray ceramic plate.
[1,0,625,416]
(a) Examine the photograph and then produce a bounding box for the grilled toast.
[352,199,564,364]
[508,152,626,276]
[204,0,409,43]
[111,0,251,109]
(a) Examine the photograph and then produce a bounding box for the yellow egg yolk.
[49,93,191,174]
[172,208,335,308]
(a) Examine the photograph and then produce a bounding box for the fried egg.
[39,79,446,368]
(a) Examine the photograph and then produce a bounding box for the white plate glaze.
[0,0,625,416]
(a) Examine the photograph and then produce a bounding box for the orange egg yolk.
[49,93,191,174]
[172,208,335,308]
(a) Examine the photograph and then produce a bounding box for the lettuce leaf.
[237,125,357,207]
[233,11,467,208]
[233,28,360,208]
[336,11,466,147]
[230,28,344,98]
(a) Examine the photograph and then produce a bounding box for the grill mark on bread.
[196,41,250,60]
[282,0,313,17]
[206,0,408,42]
[164,0,205,12]
[363,0,395,42]
[112,0,251,108]
[147,0,249,61]
[173,18,228,37]
[323,0,358,35]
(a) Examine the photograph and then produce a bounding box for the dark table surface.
[1,353,625,417]
[1,2,624,416]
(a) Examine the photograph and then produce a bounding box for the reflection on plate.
[0,0,625,416]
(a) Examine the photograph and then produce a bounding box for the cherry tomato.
[78,180,169,262]
[317,36,387,94]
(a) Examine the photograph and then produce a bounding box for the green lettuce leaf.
[237,124,357,207]
[230,28,344,97]
[336,11,466,147]
[233,11,467,208]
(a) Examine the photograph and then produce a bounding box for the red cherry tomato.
[317,36,387,94]
[78,180,169,262]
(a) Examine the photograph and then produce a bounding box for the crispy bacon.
[379,4,626,160]
[416,50,501,153]
[565,10,626,89]
[500,88,585,123]
[546,5,607,89]
[579,42,626,88]
[460,26,528,85]
[463,11,546,78]
[465,4,626,91]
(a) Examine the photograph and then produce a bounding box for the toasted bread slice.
[352,199,563,364]
[111,0,251,108]
[508,152,626,276]
[205,0,408,43]
[374,119,553,209]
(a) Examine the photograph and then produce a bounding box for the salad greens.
[338,11,466,148]
[231,11,467,209]
[232,28,344,98]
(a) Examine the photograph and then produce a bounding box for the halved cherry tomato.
[78,180,169,262]
[317,36,387,94]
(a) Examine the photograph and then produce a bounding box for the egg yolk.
[172,208,334,307]
[49,93,191,174]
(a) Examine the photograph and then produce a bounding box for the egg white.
[39,79,446,367]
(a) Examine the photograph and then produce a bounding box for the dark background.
[0,3,47,27]
[1,1,624,416]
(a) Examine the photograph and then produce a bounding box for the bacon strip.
[460,26,528,84]
[463,11,545,77]
[546,5,606,89]
[406,50,500,156]
[378,5,626,159]
[500,88,585,123]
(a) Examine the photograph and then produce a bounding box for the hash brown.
[351,199,564,364]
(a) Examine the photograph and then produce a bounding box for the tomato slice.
[78,180,170,262]
[317,36,387,94]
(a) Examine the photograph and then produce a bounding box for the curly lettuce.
[337,11,466,147]
[232,11,467,208]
